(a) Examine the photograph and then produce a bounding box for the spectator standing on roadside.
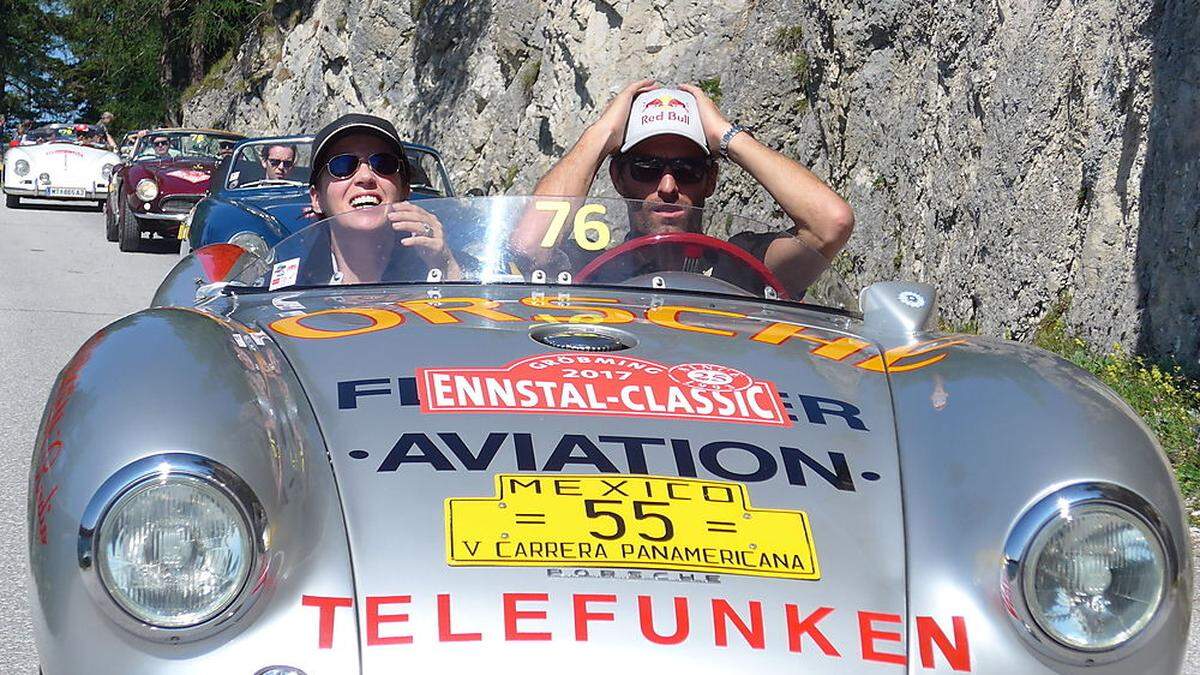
[95,112,116,150]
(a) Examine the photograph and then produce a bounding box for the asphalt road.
[0,196,1196,672]
[0,197,178,674]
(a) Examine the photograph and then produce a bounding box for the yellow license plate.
[177,223,190,240]
[445,474,819,580]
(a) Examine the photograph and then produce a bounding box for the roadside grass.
[1032,311,1200,513]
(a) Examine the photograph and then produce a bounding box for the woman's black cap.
[310,113,408,186]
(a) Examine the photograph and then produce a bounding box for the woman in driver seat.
[306,113,466,284]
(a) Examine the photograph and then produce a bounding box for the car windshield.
[226,139,313,189]
[26,124,107,148]
[230,196,853,309]
[135,131,242,159]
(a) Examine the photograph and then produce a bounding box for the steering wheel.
[575,232,790,299]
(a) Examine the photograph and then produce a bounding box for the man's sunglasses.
[324,152,406,180]
[266,158,295,168]
[619,155,713,185]
[152,140,170,147]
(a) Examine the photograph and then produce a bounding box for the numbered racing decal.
[446,473,819,580]
[417,354,791,427]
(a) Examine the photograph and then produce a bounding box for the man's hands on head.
[592,78,660,155]
[677,83,733,154]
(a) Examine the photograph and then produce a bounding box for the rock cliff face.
[184,0,1199,370]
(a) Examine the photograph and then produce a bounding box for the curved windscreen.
[230,196,853,308]
[134,131,243,160]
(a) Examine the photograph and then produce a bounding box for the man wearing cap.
[305,113,464,283]
[533,79,854,295]
[96,112,117,151]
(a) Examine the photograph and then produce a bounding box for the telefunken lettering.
[298,592,972,671]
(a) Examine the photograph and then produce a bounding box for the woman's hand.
[387,202,464,279]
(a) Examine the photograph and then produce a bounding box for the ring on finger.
[423,224,434,237]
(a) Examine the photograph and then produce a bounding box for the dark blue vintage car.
[183,135,454,258]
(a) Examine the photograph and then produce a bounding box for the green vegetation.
[772,25,805,53]
[499,164,520,192]
[697,77,723,105]
[519,58,542,95]
[1034,298,1200,509]
[1,0,268,133]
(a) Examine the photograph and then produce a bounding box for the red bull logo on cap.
[642,95,690,112]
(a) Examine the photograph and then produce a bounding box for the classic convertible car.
[105,128,244,252]
[184,135,455,258]
[30,197,1191,673]
[3,124,119,208]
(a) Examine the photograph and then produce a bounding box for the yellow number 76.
[535,200,611,251]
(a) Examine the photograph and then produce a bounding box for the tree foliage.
[0,0,266,134]
[0,0,75,130]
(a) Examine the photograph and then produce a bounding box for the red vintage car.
[106,128,244,252]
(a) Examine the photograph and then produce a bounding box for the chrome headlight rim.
[228,230,274,263]
[14,159,30,176]
[78,453,268,642]
[135,178,159,202]
[101,163,115,181]
[1001,482,1178,665]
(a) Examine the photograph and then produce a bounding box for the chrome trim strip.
[134,211,189,222]
[1000,481,1179,665]
[77,453,269,642]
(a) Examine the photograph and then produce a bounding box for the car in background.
[2,124,119,209]
[184,135,454,258]
[106,128,244,252]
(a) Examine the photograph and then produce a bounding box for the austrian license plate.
[446,474,819,580]
[45,187,86,197]
[177,223,190,240]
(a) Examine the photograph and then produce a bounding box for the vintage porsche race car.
[2,124,119,208]
[29,196,1191,674]
[184,135,455,258]
[105,128,244,252]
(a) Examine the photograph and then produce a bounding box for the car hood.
[135,158,216,192]
[244,286,911,672]
[227,187,312,236]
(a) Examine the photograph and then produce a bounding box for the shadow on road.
[6,200,104,213]
[135,238,184,255]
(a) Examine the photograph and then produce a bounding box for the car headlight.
[135,178,158,201]
[14,159,29,176]
[39,172,51,184]
[80,454,265,637]
[101,163,114,180]
[1003,483,1175,661]
[97,475,252,627]
[229,231,271,261]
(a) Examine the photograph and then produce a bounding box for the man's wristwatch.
[719,123,752,158]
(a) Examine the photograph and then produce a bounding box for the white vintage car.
[3,124,118,209]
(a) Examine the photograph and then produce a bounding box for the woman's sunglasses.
[324,152,406,180]
[619,155,713,185]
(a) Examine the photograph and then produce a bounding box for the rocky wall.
[184,0,1199,371]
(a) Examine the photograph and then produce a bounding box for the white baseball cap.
[621,88,709,155]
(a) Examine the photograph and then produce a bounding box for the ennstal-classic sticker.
[445,473,819,580]
[417,354,791,427]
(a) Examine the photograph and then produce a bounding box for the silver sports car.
[29,196,1191,673]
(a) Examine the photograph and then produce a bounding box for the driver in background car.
[147,134,180,160]
[304,113,466,284]
[262,143,297,181]
[532,80,854,295]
